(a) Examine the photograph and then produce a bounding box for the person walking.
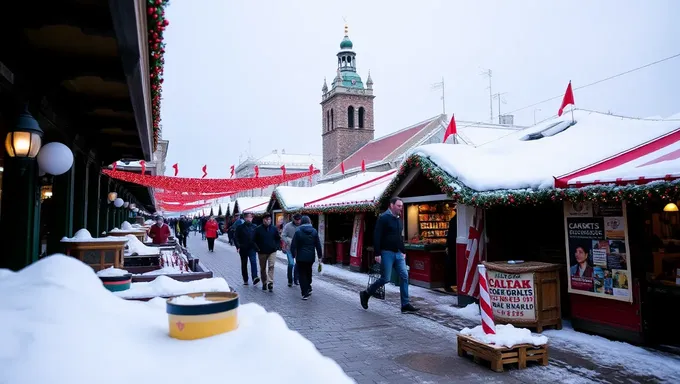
[228,213,244,246]
[253,214,281,292]
[178,215,190,248]
[204,216,219,252]
[148,216,171,245]
[290,216,322,300]
[360,197,419,313]
[281,214,302,287]
[234,212,260,286]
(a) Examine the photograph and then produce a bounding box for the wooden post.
[47,161,75,254]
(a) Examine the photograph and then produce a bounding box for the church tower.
[321,25,375,174]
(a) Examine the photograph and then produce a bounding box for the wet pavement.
[182,234,677,384]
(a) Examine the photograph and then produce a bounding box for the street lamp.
[4,108,43,158]
[108,192,118,202]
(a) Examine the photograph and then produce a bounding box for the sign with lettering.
[487,271,536,321]
[564,201,632,302]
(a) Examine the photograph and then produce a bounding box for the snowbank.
[415,110,680,192]
[96,266,130,277]
[124,234,160,255]
[114,275,230,299]
[461,324,548,348]
[435,303,481,321]
[0,255,353,384]
[61,228,129,243]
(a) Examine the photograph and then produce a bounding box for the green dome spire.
[340,24,353,49]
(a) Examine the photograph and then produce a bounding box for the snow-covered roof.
[557,123,680,186]
[271,170,396,212]
[235,197,270,215]
[414,110,680,192]
[236,151,322,173]
[456,121,526,147]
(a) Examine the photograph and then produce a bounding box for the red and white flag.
[443,114,457,143]
[558,81,575,117]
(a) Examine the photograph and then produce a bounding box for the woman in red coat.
[205,216,219,252]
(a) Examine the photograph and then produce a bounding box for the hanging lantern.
[663,202,679,212]
[4,108,43,158]
[108,192,118,202]
[114,198,124,208]
[123,201,130,208]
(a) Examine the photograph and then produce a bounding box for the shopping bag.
[367,264,385,300]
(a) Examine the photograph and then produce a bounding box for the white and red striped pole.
[477,264,496,334]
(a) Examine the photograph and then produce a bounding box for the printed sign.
[318,214,325,247]
[487,271,536,321]
[564,201,633,302]
[350,213,365,259]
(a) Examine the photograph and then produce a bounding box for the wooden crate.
[62,240,128,271]
[457,334,548,372]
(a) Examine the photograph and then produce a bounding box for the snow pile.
[110,222,146,233]
[435,303,481,321]
[124,234,160,255]
[121,221,133,230]
[460,324,548,348]
[144,220,155,225]
[114,275,230,299]
[0,255,353,384]
[96,267,130,277]
[415,110,680,192]
[61,228,129,243]
[169,294,213,305]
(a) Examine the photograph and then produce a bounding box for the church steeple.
[333,24,363,89]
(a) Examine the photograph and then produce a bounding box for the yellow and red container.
[166,292,239,340]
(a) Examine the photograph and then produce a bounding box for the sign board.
[487,271,536,321]
[563,201,633,302]
[350,213,364,258]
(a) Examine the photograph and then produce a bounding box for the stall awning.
[555,127,680,187]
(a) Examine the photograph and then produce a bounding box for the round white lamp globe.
[132,207,139,213]
[114,198,124,208]
[129,203,136,210]
[123,201,129,208]
[36,142,74,176]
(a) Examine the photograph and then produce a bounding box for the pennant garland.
[140,160,146,175]
[102,167,320,194]
[281,165,286,176]
[230,165,235,178]
[443,114,457,143]
[361,160,366,172]
[172,163,179,176]
[201,165,208,178]
[558,81,575,117]
[254,165,259,178]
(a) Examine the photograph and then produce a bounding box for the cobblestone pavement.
[184,235,675,384]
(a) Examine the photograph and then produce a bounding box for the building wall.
[321,92,375,174]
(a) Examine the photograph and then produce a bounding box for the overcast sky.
[160,0,680,177]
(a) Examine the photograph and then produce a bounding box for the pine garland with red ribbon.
[147,0,170,151]
[103,167,320,194]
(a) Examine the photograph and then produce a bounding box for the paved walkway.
[184,235,676,384]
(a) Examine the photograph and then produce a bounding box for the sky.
[160,0,680,178]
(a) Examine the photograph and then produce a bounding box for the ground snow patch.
[0,255,353,384]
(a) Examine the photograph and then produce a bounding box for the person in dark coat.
[178,215,191,248]
[253,214,281,292]
[234,212,260,285]
[360,197,419,313]
[290,215,322,300]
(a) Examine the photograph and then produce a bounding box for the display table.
[483,261,562,332]
[405,244,445,289]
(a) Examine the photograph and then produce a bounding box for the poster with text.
[563,201,632,302]
[487,271,536,321]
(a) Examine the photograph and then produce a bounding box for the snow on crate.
[124,234,160,255]
[461,324,548,348]
[114,274,230,299]
[0,255,353,384]
[61,228,129,243]
[414,110,680,192]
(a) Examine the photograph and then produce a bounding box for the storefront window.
[405,202,455,247]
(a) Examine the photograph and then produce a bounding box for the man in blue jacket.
[360,197,419,313]
[234,212,260,286]
[291,216,323,300]
[254,214,281,292]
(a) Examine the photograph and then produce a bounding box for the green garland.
[272,189,380,215]
[147,0,170,151]
[379,155,680,208]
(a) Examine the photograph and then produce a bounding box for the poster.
[487,271,536,321]
[350,213,365,259]
[563,201,632,302]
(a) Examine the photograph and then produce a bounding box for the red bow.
[140,160,146,175]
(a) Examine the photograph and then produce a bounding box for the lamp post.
[0,108,43,270]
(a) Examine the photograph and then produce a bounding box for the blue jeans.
[240,249,259,283]
[286,250,299,284]
[367,250,410,307]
